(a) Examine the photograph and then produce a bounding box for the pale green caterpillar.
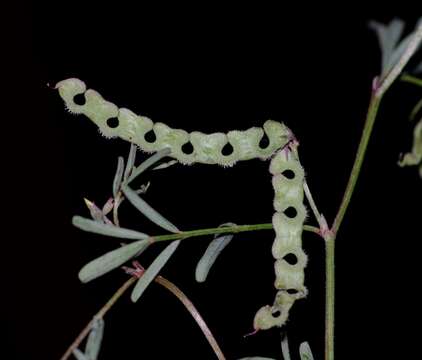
[56,78,308,329]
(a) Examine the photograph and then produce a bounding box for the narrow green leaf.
[384,32,415,78]
[85,317,104,360]
[122,185,180,233]
[78,239,149,283]
[124,144,137,181]
[131,240,180,302]
[369,19,404,73]
[72,349,88,360]
[152,159,177,170]
[195,234,233,282]
[113,156,125,197]
[299,342,314,360]
[73,216,149,240]
[127,148,171,183]
[84,198,104,222]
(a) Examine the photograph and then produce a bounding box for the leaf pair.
[76,147,181,284]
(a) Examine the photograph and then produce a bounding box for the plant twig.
[150,223,320,244]
[60,268,227,360]
[331,93,382,235]
[156,276,226,360]
[401,73,422,87]
[60,276,137,360]
[303,180,324,230]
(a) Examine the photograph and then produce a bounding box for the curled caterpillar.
[56,78,308,329]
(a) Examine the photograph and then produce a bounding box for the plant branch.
[156,276,226,360]
[303,180,324,230]
[401,73,422,87]
[60,276,137,360]
[331,93,382,235]
[60,267,227,360]
[150,223,320,244]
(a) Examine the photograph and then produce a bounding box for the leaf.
[131,240,180,302]
[383,32,416,78]
[122,185,180,233]
[85,317,104,360]
[152,159,178,170]
[84,198,104,222]
[78,239,149,283]
[124,144,137,181]
[127,148,171,183]
[113,156,125,197]
[72,349,89,360]
[102,197,114,215]
[299,342,314,360]
[73,216,150,240]
[195,233,233,282]
[369,18,405,73]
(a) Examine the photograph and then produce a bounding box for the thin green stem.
[151,223,320,243]
[401,74,422,87]
[303,180,324,229]
[324,237,335,360]
[332,93,382,235]
[325,90,382,360]
[326,28,422,360]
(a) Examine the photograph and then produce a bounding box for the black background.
[4,3,422,360]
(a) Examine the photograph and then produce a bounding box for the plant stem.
[324,90,382,360]
[401,74,422,87]
[324,236,335,360]
[60,276,137,360]
[156,276,226,360]
[60,270,227,360]
[151,223,320,243]
[326,27,422,360]
[332,93,382,235]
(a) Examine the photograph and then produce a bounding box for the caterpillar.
[56,78,308,330]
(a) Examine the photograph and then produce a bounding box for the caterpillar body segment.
[253,147,307,330]
[56,78,290,166]
[56,78,307,330]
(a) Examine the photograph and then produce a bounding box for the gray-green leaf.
[79,239,150,283]
[299,342,315,360]
[369,18,405,74]
[72,216,150,240]
[72,349,88,360]
[152,159,178,170]
[195,233,233,282]
[124,144,137,181]
[113,156,125,197]
[131,240,180,302]
[85,317,104,360]
[122,185,180,233]
[127,148,171,183]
